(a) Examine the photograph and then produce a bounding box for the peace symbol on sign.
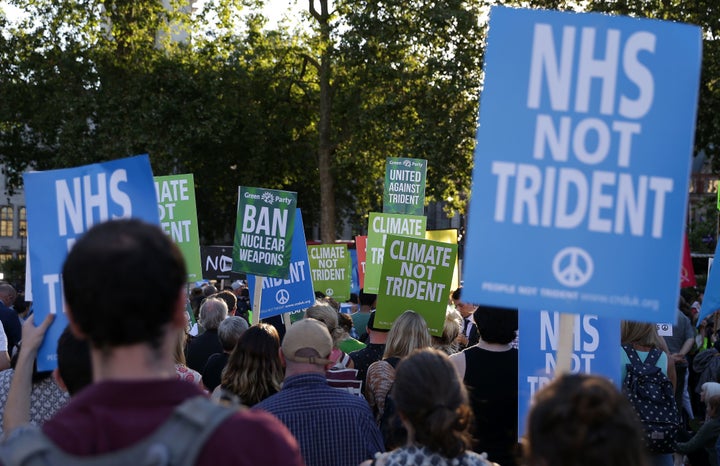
[552,247,594,288]
[276,289,290,305]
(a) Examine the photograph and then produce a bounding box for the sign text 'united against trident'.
[491,24,673,239]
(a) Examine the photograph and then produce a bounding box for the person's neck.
[284,364,326,379]
[91,339,176,382]
[475,337,512,352]
[369,332,388,344]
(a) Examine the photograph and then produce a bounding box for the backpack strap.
[643,348,663,367]
[0,426,56,466]
[149,396,239,466]
[0,397,239,466]
[622,343,662,367]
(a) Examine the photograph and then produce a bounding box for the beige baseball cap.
[282,318,334,366]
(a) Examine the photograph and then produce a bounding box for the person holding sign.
[449,305,519,466]
[0,220,303,466]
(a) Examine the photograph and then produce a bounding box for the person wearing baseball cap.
[254,318,384,465]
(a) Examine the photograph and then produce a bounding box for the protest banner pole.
[554,313,574,376]
[283,312,292,330]
[252,278,262,326]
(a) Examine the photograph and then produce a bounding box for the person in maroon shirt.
[0,219,302,466]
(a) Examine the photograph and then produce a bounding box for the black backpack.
[621,344,680,454]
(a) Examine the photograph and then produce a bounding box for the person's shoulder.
[206,352,222,361]
[460,449,499,466]
[252,390,283,412]
[222,407,284,429]
[200,409,302,465]
[349,346,366,358]
[214,408,296,444]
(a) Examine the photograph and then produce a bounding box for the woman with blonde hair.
[432,307,463,355]
[174,330,202,387]
[621,320,677,466]
[212,323,283,406]
[365,310,431,423]
[305,301,353,368]
[621,321,676,388]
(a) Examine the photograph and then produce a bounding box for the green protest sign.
[154,174,203,282]
[365,212,427,294]
[375,235,457,336]
[232,186,297,279]
[383,157,427,216]
[308,244,351,301]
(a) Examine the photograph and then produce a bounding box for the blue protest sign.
[463,7,702,322]
[349,247,360,295]
[247,209,315,319]
[518,310,621,436]
[24,155,158,371]
[698,241,720,326]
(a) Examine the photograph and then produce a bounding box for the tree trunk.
[311,0,336,243]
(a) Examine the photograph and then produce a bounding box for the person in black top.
[350,311,389,386]
[449,305,519,466]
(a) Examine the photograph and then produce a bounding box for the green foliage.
[0,0,319,242]
[579,0,720,175]
[0,257,25,284]
[0,0,487,241]
[332,0,485,226]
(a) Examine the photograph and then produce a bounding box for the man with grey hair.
[186,297,227,372]
[202,316,249,391]
[0,283,20,355]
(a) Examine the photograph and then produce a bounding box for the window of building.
[0,253,12,263]
[18,207,26,238]
[0,207,13,237]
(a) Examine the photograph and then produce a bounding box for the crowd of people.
[0,219,718,465]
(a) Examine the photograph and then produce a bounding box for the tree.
[317,0,486,235]
[0,0,487,244]
[0,257,25,285]
[0,0,322,242]
[307,0,336,243]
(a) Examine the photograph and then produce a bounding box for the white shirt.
[0,319,7,352]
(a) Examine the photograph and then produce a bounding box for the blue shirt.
[254,372,384,466]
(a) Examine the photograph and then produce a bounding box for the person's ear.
[171,288,188,329]
[64,305,87,339]
[52,368,68,393]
